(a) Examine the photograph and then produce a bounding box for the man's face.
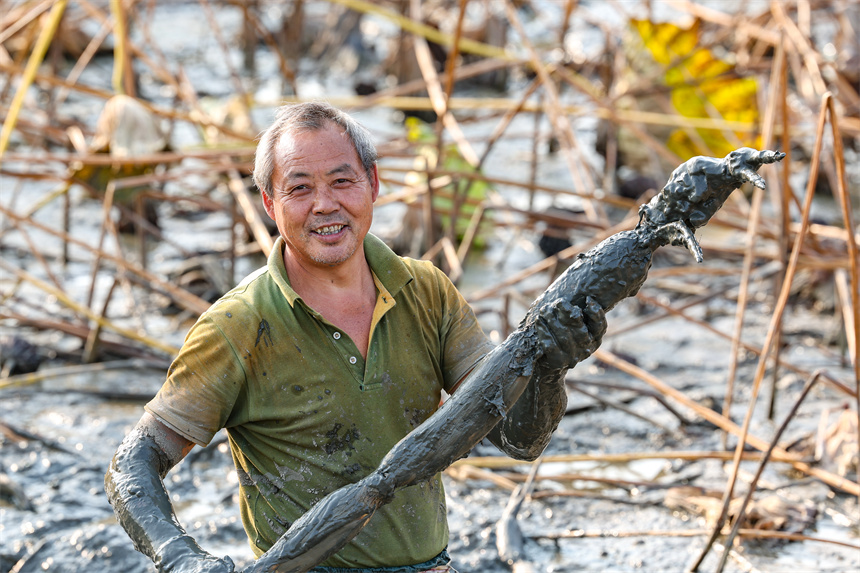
[263,122,379,270]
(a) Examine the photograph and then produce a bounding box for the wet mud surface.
[2,266,859,572]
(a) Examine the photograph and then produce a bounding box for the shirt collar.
[267,233,414,307]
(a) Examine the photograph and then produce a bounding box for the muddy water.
[2,1,859,572]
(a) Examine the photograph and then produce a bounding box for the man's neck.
[282,247,378,358]
[283,248,372,296]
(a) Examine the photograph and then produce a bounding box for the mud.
[103,413,238,572]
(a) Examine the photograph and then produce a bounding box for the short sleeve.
[145,314,246,446]
[434,268,495,392]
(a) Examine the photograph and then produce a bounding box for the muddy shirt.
[145,233,494,569]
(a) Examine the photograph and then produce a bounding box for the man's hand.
[157,535,235,573]
[534,295,606,371]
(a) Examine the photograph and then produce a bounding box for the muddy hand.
[535,296,606,370]
[734,150,786,189]
[157,539,235,573]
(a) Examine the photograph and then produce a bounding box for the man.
[105,102,605,573]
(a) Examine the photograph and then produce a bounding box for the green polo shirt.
[146,233,493,569]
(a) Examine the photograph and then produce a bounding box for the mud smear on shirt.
[255,319,273,348]
[323,423,361,456]
[404,407,430,429]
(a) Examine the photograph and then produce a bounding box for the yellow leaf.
[632,19,700,66]
[631,19,759,159]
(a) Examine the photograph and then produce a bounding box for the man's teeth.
[315,225,344,236]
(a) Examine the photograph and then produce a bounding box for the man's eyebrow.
[326,163,358,177]
[283,163,357,181]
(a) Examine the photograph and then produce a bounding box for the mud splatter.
[323,424,361,456]
[404,407,429,429]
[342,463,362,477]
[255,319,273,348]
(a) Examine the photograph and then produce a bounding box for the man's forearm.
[105,424,187,561]
[486,363,567,460]
[105,421,221,571]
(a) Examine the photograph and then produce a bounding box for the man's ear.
[370,164,380,203]
[261,191,276,220]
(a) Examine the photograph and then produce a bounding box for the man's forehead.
[277,121,344,146]
[274,125,362,180]
[276,124,354,158]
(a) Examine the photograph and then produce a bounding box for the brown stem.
[714,370,825,573]
[824,94,860,498]
[688,92,834,573]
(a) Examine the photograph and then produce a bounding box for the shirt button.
[349,356,357,364]
[333,332,341,340]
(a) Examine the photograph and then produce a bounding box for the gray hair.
[253,102,378,198]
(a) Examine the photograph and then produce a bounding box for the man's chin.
[309,245,358,267]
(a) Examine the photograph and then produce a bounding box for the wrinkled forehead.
[275,121,352,156]
[273,123,363,180]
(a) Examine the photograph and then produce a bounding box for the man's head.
[253,102,378,199]
[254,103,381,271]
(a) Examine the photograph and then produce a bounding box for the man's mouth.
[313,224,346,236]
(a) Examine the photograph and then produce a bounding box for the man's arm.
[105,413,235,573]
[485,296,606,460]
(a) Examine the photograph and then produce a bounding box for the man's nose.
[312,186,339,213]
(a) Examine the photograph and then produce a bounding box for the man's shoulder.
[364,233,453,297]
[201,265,276,324]
[236,264,269,289]
[391,257,471,316]
[396,255,438,277]
[395,256,452,292]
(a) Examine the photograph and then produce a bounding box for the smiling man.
[105,102,606,573]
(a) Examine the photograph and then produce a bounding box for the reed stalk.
[689,92,842,572]
[0,0,68,160]
[0,258,180,356]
